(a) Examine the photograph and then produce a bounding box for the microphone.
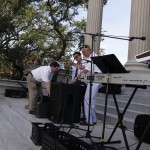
[140,37,146,40]
[129,37,146,41]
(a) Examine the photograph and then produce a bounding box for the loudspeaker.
[5,89,26,98]
[49,83,86,123]
[134,114,150,143]
[36,96,50,118]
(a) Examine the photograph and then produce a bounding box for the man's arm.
[69,68,88,84]
[45,82,51,96]
[73,63,85,70]
[81,69,88,74]
[68,61,85,70]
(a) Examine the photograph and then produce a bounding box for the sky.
[101,0,131,65]
[77,0,131,65]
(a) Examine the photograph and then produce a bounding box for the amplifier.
[5,89,26,98]
[35,96,50,118]
[49,83,86,123]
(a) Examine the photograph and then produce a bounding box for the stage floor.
[0,96,149,150]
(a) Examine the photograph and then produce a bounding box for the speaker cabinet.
[36,96,50,118]
[5,89,26,98]
[134,114,150,143]
[49,83,86,123]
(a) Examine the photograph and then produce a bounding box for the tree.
[0,0,108,79]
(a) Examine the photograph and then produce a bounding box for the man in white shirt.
[79,45,101,126]
[27,61,60,114]
[69,52,86,81]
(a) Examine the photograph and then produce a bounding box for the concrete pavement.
[0,96,149,150]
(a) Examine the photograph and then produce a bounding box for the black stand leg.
[59,75,87,133]
[79,34,101,143]
[107,86,138,150]
[81,76,101,143]
[86,79,98,142]
[95,77,121,149]
[67,82,87,133]
[58,73,70,130]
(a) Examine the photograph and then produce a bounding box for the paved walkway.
[0,96,149,150]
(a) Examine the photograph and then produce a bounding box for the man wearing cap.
[79,45,101,126]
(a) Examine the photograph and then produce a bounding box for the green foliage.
[0,0,107,78]
[0,16,15,33]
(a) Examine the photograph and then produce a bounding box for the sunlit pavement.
[0,96,149,150]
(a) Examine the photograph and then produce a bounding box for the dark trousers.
[75,81,86,118]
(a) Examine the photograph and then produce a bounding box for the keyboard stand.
[90,54,148,149]
[107,85,147,150]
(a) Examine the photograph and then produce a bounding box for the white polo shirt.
[85,62,101,73]
[31,66,53,82]
[84,52,101,73]
[71,59,87,79]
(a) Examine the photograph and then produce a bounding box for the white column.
[125,0,150,71]
[84,0,103,55]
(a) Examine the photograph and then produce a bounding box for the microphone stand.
[60,65,71,83]
[81,32,140,148]
[59,57,87,133]
[59,59,74,129]
[61,55,79,83]
[82,32,146,41]
[80,32,146,149]
[81,33,102,142]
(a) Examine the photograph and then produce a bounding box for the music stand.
[91,54,128,74]
[91,54,130,149]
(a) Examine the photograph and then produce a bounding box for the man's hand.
[69,77,78,84]
[82,69,88,74]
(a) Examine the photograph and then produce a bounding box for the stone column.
[84,0,103,55]
[125,0,150,71]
